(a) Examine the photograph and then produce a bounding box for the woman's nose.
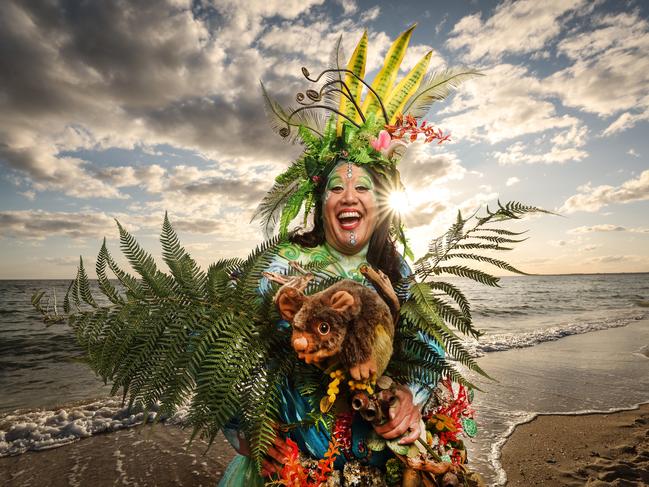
[341,185,358,204]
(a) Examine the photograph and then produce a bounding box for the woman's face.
[323,162,378,255]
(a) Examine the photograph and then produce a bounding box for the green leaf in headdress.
[278,180,314,235]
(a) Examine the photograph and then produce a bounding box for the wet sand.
[0,424,236,487]
[501,403,649,486]
[2,404,649,486]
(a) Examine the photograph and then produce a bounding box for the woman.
[219,160,436,485]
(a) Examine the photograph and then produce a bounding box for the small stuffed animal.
[268,273,395,381]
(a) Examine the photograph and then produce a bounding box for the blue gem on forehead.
[347,162,353,179]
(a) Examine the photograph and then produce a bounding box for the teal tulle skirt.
[218,455,265,487]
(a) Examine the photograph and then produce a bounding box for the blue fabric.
[218,244,444,485]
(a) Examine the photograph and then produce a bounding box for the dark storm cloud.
[175,176,266,204]
[0,0,303,198]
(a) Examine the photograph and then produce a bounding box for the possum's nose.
[293,336,308,351]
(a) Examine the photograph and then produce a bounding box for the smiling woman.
[323,163,378,253]
[27,24,536,487]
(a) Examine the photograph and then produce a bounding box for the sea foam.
[0,398,189,457]
[467,311,647,357]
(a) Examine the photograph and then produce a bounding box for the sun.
[388,190,410,215]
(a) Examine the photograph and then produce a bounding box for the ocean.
[1,274,648,485]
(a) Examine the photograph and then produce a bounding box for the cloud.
[493,140,588,165]
[546,10,649,121]
[602,109,649,136]
[493,122,589,165]
[579,244,599,251]
[446,0,587,62]
[569,224,649,234]
[0,0,338,200]
[627,148,640,158]
[568,224,626,234]
[439,64,585,145]
[0,210,120,240]
[335,0,357,15]
[399,145,466,190]
[585,255,638,264]
[405,201,447,228]
[359,6,380,23]
[43,256,93,267]
[506,177,520,186]
[560,170,649,213]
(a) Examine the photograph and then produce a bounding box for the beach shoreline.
[1,403,648,486]
[500,403,649,486]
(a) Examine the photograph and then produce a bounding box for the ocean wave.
[468,312,648,356]
[0,398,189,457]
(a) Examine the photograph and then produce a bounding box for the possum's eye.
[317,322,330,335]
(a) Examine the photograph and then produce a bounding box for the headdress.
[253,25,479,252]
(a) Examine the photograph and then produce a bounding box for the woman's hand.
[373,385,421,444]
[260,436,293,478]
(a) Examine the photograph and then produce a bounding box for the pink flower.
[370,130,391,152]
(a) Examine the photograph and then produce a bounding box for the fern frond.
[116,220,172,298]
[432,265,500,287]
[441,253,527,275]
[76,257,98,308]
[402,68,482,119]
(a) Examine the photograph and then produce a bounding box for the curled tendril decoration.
[282,66,382,138]
[300,67,389,124]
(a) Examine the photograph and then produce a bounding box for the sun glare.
[388,191,410,215]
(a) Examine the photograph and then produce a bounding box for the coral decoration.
[332,412,354,460]
[385,113,451,145]
[277,438,309,486]
[423,378,476,465]
[274,437,341,487]
[314,437,342,484]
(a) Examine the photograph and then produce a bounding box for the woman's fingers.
[398,414,421,445]
[261,435,293,478]
[261,458,281,478]
[381,407,414,439]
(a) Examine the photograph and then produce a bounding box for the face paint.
[322,162,378,255]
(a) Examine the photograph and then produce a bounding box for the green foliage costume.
[33,26,549,486]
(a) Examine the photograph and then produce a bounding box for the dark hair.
[289,164,403,284]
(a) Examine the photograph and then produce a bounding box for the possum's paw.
[350,358,377,381]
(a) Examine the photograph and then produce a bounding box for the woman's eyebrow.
[327,175,344,188]
[357,176,374,188]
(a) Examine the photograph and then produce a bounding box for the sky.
[1,0,648,278]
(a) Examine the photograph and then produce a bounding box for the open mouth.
[337,210,362,230]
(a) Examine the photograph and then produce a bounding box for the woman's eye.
[330,186,343,193]
[318,322,330,335]
[355,185,368,192]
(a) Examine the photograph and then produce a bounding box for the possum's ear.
[330,290,354,313]
[277,288,306,322]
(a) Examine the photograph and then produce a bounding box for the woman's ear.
[277,288,306,322]
[329,290,355,313]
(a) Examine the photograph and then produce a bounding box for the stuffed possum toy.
[264,264,400,381]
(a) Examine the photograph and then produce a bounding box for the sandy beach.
[1,403,647,486]
[501,403,649,486]
[0,425,236,487]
